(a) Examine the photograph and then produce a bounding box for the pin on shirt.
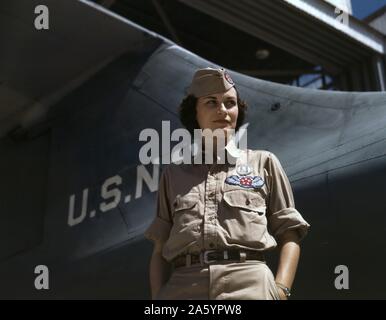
[225,149,265,189]
[236,164,252,176]
[236,147,251,176]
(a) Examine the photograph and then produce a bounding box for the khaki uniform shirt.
[144,149,310,262]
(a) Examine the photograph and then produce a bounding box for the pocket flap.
[173,193,199,212]
[223,190,266,213]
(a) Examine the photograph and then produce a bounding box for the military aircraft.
[0,0,385,299]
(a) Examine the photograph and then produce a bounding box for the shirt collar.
[192,136,241,165]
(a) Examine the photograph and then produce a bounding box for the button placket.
[204,165,217,250]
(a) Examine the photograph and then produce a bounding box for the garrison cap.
[187,67,235,98]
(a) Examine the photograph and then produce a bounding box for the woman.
[144,67,310,300]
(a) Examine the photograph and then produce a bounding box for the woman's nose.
[217,103,227,114]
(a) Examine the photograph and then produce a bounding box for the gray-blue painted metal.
[0,0,385,299]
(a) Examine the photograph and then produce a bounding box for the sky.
[351,0,386,19]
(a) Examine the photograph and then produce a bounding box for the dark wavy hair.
[178,87,248,135]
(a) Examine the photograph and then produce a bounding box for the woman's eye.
[206,100,217,105]
[226,100,236,107]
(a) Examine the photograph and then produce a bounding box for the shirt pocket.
[171,192,201,230]
[166,193,201,255]
[222,189,267,222]
[220,190,268,246]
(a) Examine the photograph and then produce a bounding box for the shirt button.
[245,199,250,205]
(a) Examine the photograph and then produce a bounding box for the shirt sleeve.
[143,167,173,243]
[266,152,310,242]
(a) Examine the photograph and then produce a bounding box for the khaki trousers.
[155,260,281,300]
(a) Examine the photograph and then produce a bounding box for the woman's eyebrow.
[203,96,218,100]
[224,96,237,100]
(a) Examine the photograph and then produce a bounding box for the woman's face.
[195,87,238,133]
